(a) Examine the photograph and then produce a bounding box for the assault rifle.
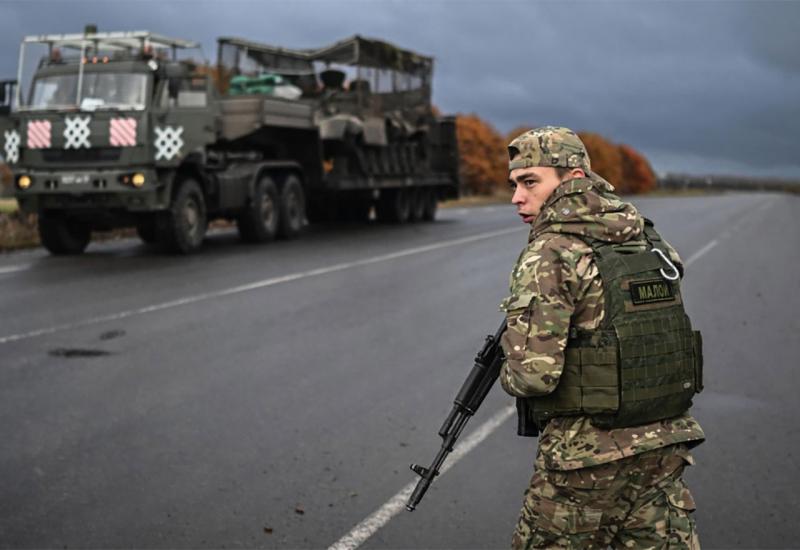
[406,319,507,511]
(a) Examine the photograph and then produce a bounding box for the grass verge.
[0,211,39,251]
[0,199,19,214]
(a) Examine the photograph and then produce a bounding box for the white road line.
[719,196,775,239]
[328,406,516,550]
[327,236,722,550]
[0,227,521,345]
[684,239,718,267]
[0,264,31,275]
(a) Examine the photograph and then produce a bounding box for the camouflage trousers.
[511,444,700,549]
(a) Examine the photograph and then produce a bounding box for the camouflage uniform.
[500,127,705,549]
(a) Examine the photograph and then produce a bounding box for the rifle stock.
[406,319,507,511]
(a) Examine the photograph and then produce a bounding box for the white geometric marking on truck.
[3,130,20,164]
[64,116,92,149]
[154,125,184,161]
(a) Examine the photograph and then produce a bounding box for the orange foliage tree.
[456,114,507,195]
[618,144,657,193]
[576,133,655,194]
[577,132,623,188]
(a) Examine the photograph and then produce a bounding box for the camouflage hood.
[530,172,644,244]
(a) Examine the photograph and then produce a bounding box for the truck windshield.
[29,72,148,111]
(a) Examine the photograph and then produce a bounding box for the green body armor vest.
[520,221,704,431]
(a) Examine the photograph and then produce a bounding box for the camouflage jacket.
[499,174,705,470]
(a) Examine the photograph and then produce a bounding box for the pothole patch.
[49,348,112,358]
[99,329,126,341]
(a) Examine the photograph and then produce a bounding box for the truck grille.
[41,147,123,163]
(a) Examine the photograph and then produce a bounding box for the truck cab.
[8,31,217,253]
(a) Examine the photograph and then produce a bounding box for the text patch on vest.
[629,279,675,305]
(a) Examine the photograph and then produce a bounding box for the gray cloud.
[0,0,797,177]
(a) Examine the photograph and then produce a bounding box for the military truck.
[0,80,17,194]
[0,79,16,160]
[5,30,459,254]
[0,79,15,118]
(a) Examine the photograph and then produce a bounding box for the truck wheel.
[38,213,91,255]
[160,178,207,253]
[238,174,279,243]
[135,217,158,244]
[421,189,438,222]
[409,188,426,222]
[277,174,305,239]
[376,189,410,223]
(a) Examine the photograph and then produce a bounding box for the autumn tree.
[577,132,623,188]
[619,144,657,194]
[454,119,656,195]
[456,114,507,195]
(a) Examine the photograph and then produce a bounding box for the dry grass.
[0,212,236,252]
[0,199,18,214]
[0,211,39,251]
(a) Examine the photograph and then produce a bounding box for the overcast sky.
[1,0,798,178]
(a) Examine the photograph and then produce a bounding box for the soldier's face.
[509,166,565,224]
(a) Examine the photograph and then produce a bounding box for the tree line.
[456,114,657,196]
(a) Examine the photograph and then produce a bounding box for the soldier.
[500,126,705,549]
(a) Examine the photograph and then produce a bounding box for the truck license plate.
[61,173,91,185]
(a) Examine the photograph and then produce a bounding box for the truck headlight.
[131,173,146,188]
[17,175,31,190]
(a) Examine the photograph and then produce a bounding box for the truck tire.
[277,174,305,239]
[159,178,207,254]
[409,188,426,222]
[421,188,438,222]
[238,174,279,243]
[376,189,410,223]
[38,213,91,255]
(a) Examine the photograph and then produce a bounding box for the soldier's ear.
[569,168,585,180]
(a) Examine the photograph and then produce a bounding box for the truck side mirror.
[168,77,180,100]
[0,80,13,111]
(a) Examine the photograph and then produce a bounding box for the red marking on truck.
[109,117,137,147]
[27,120,51,149]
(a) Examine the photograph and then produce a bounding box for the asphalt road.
[0,192,798,549]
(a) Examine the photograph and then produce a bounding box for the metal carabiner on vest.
[652,248,680,281]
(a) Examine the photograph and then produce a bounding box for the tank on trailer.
[216,35,460,223]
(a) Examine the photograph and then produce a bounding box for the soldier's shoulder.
[526,233,592,265]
